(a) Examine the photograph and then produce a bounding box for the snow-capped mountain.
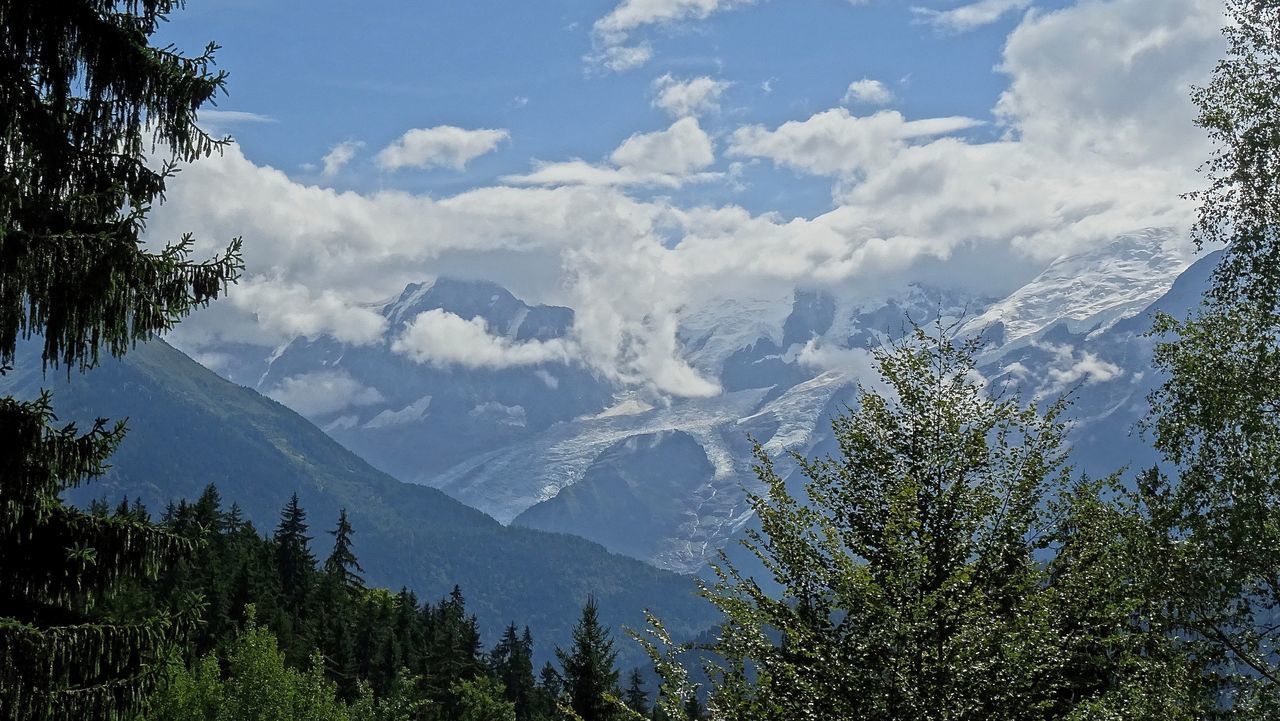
[960,228,1192,349]
[254,278,613,482]
[203,227,1205,573]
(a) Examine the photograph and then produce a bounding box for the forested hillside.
[0,338,717,666]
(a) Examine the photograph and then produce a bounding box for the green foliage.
[455,677,517,721]
[1144,0,1280,714]
[1,334,719,671]
[557,597,621,721]
[0,0,242,372]
[105,489,609,721]
[149,610,350,721]
[0,0,243,716]
[641,327,1206,721]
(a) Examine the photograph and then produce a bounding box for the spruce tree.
[682,694,704,721]
[491,623,536,720]
[623,669,649,717]
[557,596,621,721]
[274,493,316,614]
[0,1,240,718]
[323,509,364,592]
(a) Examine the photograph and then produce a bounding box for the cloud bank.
[157,0,1224,400]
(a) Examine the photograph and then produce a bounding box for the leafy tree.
[455,676,517,721]
[349,672,430,721]
[147,656,224,721]
[149,609,351,721]
[558,597,621,721]
[0,0,240,717]
[641,327,1204,721]
[1146,0,1280,713]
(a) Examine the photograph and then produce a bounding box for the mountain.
[182,228,1208,575]
[257,278,613,482]
[0,338,717,665]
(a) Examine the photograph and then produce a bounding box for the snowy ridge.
[678,293,793,374]
[961,228,1191,348]
[199,228,1206,574]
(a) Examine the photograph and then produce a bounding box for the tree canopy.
[0,0,240,717]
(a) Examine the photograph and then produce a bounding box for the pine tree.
[623,669,649,717]
[557,597,621,721]
[274,493,316,614]
[682,694,704,721]
[323,509,364,592]
[0,1,241,717]
[532,662,563,721]
[491,623,536,720]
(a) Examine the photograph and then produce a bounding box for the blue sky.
[165,0,1067,216]
[153,0,1225,398]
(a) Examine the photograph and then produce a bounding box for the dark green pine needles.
[0,0,241,718]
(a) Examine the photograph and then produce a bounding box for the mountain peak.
[961,228,1190,347]
[382,277,574,342]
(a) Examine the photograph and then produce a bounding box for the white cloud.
[594,0,757,44]
[611,117,716,174]
[469,401,528,427]
[391,309,572,369]
[1037,342,1124,393]
[503,117,718,188]
[796,341,876,378]
[501,160,720,189]
[321,140,364,178]
[586,44,654,72]
[234,278,388,346]
[912,0,1031,33]
[589,0,756,71]
[729,108,983,176]
[652,74,731,117]
[267,370,384,418]
[195,109,276,137]
[155,0,1226,402]
[375,126,510,172]
[198,109,275,125]
[843,78,893,106]
[995,0,1221,167]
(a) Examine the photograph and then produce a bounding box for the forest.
[88,488,665,721]
[2,0,1280,720]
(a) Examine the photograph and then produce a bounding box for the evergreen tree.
[324,509,365,592]
[623,669,649,717]
[532,661,563,720]
[558,597,621,721]
[0,0,240,717]
[682,694,704,721]
[275,493,316,613]
[491,623,536,720]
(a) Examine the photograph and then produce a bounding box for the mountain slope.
[175,228,1204,576]
[0,338,716,663]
